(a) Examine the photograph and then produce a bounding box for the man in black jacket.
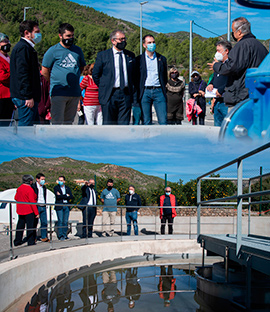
[79,178,97,238]
[54,176,74,240]
[208,17,268,106]
[136,34,168,125]
[92,29,137,125]
[10,20,41,126]
[32,173,50,242]
[125,185,141,236]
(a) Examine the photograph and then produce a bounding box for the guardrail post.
[9,203,14,260]
[248,180,251,236]
[86,205,89,239]
[49,205,53,249]
[225,246,229,283]
[120,206,123,238]
[197,178,201,240]
[236,159,243,256]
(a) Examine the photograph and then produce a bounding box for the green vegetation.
[0,157,237,206]
[2,0,268,82]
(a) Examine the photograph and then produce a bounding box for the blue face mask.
[58,181,64,186]
[147,43,156,52]
[33,32,42,44]
[40,180,45,186]
[166,192,171,196]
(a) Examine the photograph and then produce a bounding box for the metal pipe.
[225,246,229,282]
[259,166,263,216]
[189,20,193,82]
[9,203,14,260]
[236,159,243,256]
[202,239,205,267]
[197,178,201,239]
[140,2,148,55]
[248,180,251,236]
[49,205,53,250]
[227,0,231,41]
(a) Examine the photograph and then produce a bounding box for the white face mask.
[215,51,224,62]
[129,190,134,195]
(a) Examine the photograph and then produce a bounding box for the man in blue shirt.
[136,34,168,125]
[42,23,86,124]
[100,179,121,237]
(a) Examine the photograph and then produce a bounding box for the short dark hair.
[107,179,113,184]
[216,40,232,52]
[36,173,45,179]
[142,34,155,44]
[59,175,66,181]
[129,185,135,189]
[22,174,34,184]
[109,30,125,41]
[19,20,39,37]
[59,23,74,35]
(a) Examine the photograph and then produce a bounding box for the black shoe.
[14,241,23,246]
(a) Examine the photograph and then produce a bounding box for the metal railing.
[197,141,270,256]
[0,199,238,261]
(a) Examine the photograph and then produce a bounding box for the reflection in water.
[26,263,201,311]
[158,265,176,307]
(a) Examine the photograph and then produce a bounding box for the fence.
[197,141,270,255]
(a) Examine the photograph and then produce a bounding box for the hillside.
[0,157,164,190]
[1,0,268,80]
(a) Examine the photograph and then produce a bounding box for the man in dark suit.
[79,178,97,238]
[10,20,41,126]
[136,34,168,125]
[92,29,137,125]
[54,175,74,240]
[32,173,50,242]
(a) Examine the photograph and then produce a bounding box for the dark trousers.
[102,88,131,125]
[161,215,173,235]
[14,213,36,246]
[0,98,14,126]
[82,207,97,238]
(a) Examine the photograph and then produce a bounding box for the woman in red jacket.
[14,175,39,246]
[0,33,14,126]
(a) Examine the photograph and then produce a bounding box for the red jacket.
[158,277,176,300]
[15,184,38,216]
[159,194,177,219]
[0,54,11,99]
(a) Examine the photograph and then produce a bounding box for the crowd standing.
[13,174,182,245]
[2,17,267,127]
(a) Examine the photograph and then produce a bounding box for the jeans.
[12,98,39,126]
[132,106,142,125]
[56,206,70,239]
[214,101,228,127]
[38,205,48,239]
[125,211,138,235]
[141,88,167,125]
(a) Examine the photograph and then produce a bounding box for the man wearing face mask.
[92,30,137,125]
[208,17,268,106]
[54,175,74,240]
[79,178,98,238]
[32,173,50,242]
[136,34,168,125]
[207,41,232,126]
[125,185,141,236]
[0,33,14,126]
[42,23,86,124]
[100,179,121,237]
[159,187,177,235]
[10,20,41,126]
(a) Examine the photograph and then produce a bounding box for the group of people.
[1,17,267,127]
[13,174,179,246]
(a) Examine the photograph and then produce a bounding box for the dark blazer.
[54,184,74,210]
[79,185,98,208]
[136,52,168,100]
[32,182,47,204]
[92,48,137,105]
[10,38,41,102]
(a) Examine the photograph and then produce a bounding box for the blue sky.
[0,126,269,183]
[74,0,270,40]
